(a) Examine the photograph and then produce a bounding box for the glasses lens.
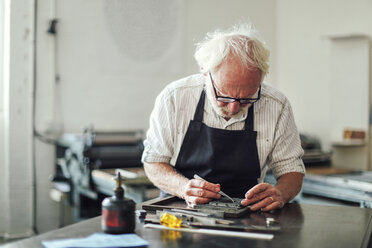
[240,99,257,104]
[217,97,258,104]
[217,97,235,103]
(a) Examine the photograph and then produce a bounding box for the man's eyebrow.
[216,85,259,98]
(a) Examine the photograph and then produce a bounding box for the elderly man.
[142,24,305,212]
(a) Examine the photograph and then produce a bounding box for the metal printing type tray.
[142,196,251,218]
[194,198,251,218]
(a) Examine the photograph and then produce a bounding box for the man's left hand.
[240,183,285,211]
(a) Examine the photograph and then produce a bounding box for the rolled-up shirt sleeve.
[268,100,306,179]
[142,87,175,164]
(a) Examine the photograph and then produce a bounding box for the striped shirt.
[142,74,305,182]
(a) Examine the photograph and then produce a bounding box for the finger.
[185,195,212,206]
[189,179,220,193]
[241,198,253,206]
[242,193,269,205]
[241,196,264,207]
[245,183,272,199]
[185,187,221,199]
[261,200,284,212]
[249,196,275,211]
[242,188,275,206]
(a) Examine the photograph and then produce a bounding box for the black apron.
[174,90,261,198]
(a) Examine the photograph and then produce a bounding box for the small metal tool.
[193,174,235,203]
[266,217,275,226]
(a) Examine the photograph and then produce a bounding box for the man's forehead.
[211,75,261,99]
[214,67,261,88]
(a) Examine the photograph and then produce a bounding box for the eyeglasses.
[209,72,261,104]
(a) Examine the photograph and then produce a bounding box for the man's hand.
[240,183,285,212]
[183,178,221,207]
[241,172,304,212]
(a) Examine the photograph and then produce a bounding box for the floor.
[0,237,25,245]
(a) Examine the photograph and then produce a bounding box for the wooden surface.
[3,203,372,248]
[92,169,152,186]
[305,167,354,175]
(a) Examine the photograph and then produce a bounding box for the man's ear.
[201,68,208,76]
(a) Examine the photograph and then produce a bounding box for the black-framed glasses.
[209,72,261,104]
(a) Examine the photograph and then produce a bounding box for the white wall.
[276,0,372,152]
[36,0,186,134]
[36,0,277,133]
[34,0,277,233]
[0,0,34,238]
[36,0,277,135]
[0,0,6,237]
[184,0,277,82]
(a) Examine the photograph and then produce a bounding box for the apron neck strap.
[193,90,206,121]
[194,89,255,131]
[244,104,254,131]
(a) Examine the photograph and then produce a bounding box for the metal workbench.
[3,203,372,248]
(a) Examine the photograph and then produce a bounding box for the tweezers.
[193,174,235,203]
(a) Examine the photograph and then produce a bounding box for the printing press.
[265,134,372,208]
[53,128,149,222]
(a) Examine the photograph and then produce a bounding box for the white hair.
[194,23,270,79]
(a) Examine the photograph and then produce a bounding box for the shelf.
[332,140,367,147]
[324,33,369,40]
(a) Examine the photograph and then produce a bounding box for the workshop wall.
[276,0,372,154]
[183,0,277,83]
[0,0,5,236]
[0,0,35,238]
[34,0,277,233]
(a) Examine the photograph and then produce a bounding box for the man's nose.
[228,101,240,114]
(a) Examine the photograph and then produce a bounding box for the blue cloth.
[42,233,148,248]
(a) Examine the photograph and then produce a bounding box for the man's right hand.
[182,178,221,207]
[143,162,221,206]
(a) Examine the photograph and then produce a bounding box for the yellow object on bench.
[160,213,182,228]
